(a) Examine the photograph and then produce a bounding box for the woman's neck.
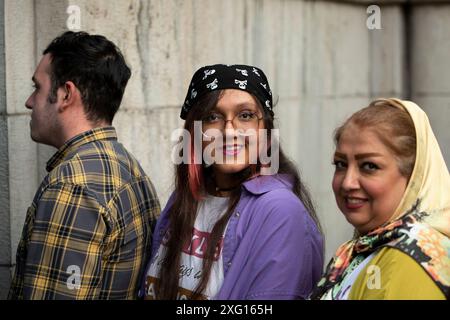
[207,167,251,197]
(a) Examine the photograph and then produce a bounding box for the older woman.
[312,98,449,300]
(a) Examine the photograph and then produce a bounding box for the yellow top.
[349,247,445,300]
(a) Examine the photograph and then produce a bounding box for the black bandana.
[180,64,273,120]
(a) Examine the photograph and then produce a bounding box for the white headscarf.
[390,99,450,238]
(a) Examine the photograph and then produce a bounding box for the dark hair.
[334,98,416,178]
[156,90,322,299]
[43,31,131,123]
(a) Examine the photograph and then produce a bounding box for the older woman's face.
[332,125,408,235]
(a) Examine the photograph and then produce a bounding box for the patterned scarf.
[311,200,450,299]
[180,64,273,120]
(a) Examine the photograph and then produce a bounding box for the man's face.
[25,53,61,147]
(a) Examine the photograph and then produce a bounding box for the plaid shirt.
[9,127,160,299]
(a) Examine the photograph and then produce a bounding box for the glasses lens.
[235,111,260,130]
[202,112,223,131]
[202,111,261,131]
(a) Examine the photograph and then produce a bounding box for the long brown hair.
[156,90,321,299]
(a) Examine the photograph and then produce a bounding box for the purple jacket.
[145,174,324,300]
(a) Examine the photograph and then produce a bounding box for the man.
[9,31,160,299]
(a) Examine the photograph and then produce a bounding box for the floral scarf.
[311,200,450,299]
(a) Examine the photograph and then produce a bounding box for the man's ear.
[58,81,78,111]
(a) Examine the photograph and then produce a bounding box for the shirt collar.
[46,126,117,172]
[242,174,294,195]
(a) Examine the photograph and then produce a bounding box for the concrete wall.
[0,0,11,298]
[411,4,450,163]
[1,0,449,299]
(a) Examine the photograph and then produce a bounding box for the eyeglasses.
[202,111,263,132]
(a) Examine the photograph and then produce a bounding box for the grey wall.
[411,4,450,162]
[1,0,449,299]
[0,0,11,298]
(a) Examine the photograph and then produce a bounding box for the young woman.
[312,98,449,299]
[141,64,324,300]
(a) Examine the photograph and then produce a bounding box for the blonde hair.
[334,98,416,178]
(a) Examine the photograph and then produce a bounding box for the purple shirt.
[144,174,324,300]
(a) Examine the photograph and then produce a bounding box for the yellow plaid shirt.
[9,127,160,299]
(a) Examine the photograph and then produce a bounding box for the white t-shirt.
[144,195,229,300]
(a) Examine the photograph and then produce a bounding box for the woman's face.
[332,125,408,235]
[202,89,265,179]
